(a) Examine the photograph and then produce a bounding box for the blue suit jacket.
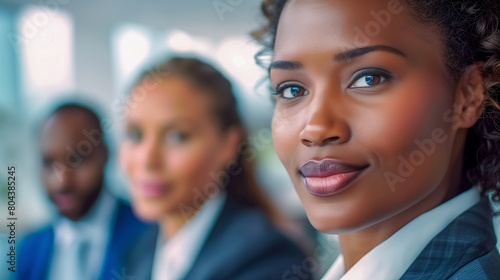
[125,196,312,280]
[401,198,500,279]
[17,200,151,280]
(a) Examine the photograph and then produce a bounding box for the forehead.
[274,0,441,62]
[128,76,213,123]
[40,112,99,153]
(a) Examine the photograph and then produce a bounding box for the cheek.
[168,149,207,182]
[42,169,53,190]
[124,146,166,219]
[119,144,134,176]
[358,77,456,204]
[119,145,151,212]
[74,162,104,191]
[119,143,146,187]
[272,108,303,168]
[367,79,454,164]
[166,140,224,204]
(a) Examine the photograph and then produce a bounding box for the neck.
[159,215,187,240]
[159,208,198,239]
[159,194,213,239]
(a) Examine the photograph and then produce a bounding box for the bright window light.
[17,5,74,96]
[216,37,266,91]
[113,25,152,84]
[164,30,213,56]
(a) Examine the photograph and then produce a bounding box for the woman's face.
[271,0,465,233]
[120,76,237,221]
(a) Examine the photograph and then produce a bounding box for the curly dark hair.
[252,0,500,202]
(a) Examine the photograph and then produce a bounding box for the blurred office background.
[0,0,341,278]
[2,1,499,279]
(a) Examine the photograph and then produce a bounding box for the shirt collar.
[153,190,227,280]
[322,187,481,280]
[55,190,117,245]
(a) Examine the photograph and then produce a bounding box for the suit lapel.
[401,198,497,279]
[125,226,158,280]
[34,227,54,280]
[18,226,54,280]
[99,201,151,280]
[182,196,241,280]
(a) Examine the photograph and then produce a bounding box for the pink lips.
[300,159,368,197]
[137,180,171,198]
[52,193,77,210]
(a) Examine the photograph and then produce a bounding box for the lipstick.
[300,158,368,197]
[136,180,171,198]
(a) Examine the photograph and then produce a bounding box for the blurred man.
[18,102,150,280]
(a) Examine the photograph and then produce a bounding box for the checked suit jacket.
[401,197,500,279]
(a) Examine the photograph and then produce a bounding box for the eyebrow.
[270,45,406,71]
[160,119,198,132]
[269,60,303,71]
[334,45,406,62]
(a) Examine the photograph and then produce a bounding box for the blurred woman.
[119,57,311,280]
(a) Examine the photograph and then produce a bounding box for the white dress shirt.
[48,190,118,280]
[152,191,227,280]
[322,187,481,280]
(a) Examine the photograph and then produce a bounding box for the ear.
[453,62,486,129]
[219,126,243,165]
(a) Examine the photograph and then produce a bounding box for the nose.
[139,137,163,172]
[50,166,74,193]
[299,87,351,147]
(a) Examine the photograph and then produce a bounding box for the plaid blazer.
[401,198,500,279]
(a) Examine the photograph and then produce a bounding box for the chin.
[136,210,162,222]
[308,217,346,234]
[132,203,165,222]
[59,209,83,221]
[310,219,368,235]
[305,206,370,235]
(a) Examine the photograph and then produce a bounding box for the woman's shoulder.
[208,195,302,254]
[188,196,311,279]
[448,249,500,280]
[402,198,500,279]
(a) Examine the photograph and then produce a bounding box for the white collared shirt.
[152,191,227,280]
[48,190,118,280]
[322,187,481,280]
